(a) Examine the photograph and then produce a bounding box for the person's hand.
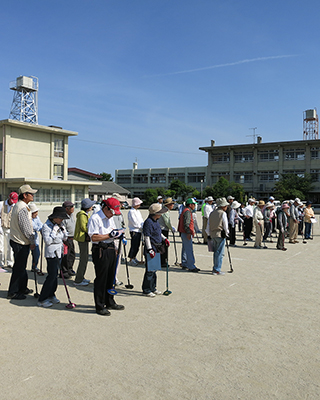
[165,238,170,247]
[148,249,156,258]
[53,225,59,234]
[172,227,176,233]
[122,238,127,245]
[30,244,36,250]
[187,234,192,240]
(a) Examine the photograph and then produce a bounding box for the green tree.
[99,172,113,181]
[203,177,245,202]
[143,188,158,206]
[273,173,313,202]
[168,179,194,200]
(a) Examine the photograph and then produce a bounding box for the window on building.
[54,137,64,158]
[188,172,206,183]
[53,164,63,180]
[311,147,320,160]
[258,149,279,161]
[75,189,84,202]
[211,152,230,164]
[168,173,185,183]
[234,151,254,163]
[150,174,166,184]
[33,188,71,203]
[311,169,320,181]
[234,172,253,183]
[258,171,279,182]
[284,148,305,161]
[117,174,131,184]
[133,174,148,184]
[211,172,230,183]
[283,170,305,178]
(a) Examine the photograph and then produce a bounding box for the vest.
[1,203,14,229]
[10,201,33,245]
[178,207,194,235]
[208,208,225,238]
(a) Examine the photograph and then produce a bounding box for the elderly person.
[304,201,315,240]
[37,207,69,308]
[88,198,125,316]
[159,197,176,268]
[277,203,290,251]
[74,198,96,286]
[229,200,242,246]
[243,198,255,245]
[127,197,144,266]
[0,191,18,269]
[142,203,168,297]
[289,198,300,244]
[61,201,76,278]
[202,196,214,244]
[253,200,265,249]
[7,185,37,300]
[263,202,274,244]
[29,203,43,272]
[207,197,229,275]
[178,198,200,272]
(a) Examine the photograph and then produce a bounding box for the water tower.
[9,76,39,124]
[303,109,318,140]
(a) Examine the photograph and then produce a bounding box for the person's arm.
[78,212,89,233]
[183,209,192,235]
[222,212,229,236]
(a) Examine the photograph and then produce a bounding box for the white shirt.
[87,209,116,244]
[244,204,254,218]
[203,203,215,219]
[0,200,15,234]
[128,208,144,232]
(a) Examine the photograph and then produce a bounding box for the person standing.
[88,198,125,316]
[243,198,255,245]
[202,196,214,244]
[178,198,200,272]
[74,198,96,286]
[7,184,37,300]
[37,207,69,308]
[263,202,274,244]
[207,197,229,275]
[277,203,290,251]
[127,197,144,266]
[289,198,300,244]
[142,203,168,296]
[29,203,43,272]
[304,201,315,240]
[157,196,163,205]
[253,200,265,248]
[0,192,18,269]
[61,201,76,278]
[158,197,176,268]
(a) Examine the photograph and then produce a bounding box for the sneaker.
[115,281,123,286]
[74,279,89,286]
[83,279,91,283]
[153,290,162,295]
[0,267,8,273]
[144,292,156,297]
[212,270,225,275]
[48,296,60,304]
[294,240,299,243]
[37,299,53,308]
[68,270,76,276]
[31,267,40,272]
[129,259,138,266]
[188,267,200,272]
[254,245,261,249]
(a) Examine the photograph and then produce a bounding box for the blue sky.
[0,1,319,177]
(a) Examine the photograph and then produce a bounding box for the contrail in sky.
[144,55,299,77]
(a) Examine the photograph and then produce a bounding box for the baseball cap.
[62,201,75,208]
[186,198,197,205]
[19,184,37,194]
[9,192,18,204]
[102,197,121,215]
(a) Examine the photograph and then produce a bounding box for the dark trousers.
[263,221,271,241]
[8,240,30,296]
[228,224,236,245]
[243,218,253,240]
[31,245,40,269]
[62,237,75,274]
[277,231,285,249]
[39,257,59,302]
[128,231,141,259]
[160,230,169,267]
[92,245,117,311]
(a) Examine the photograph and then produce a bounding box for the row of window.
[211,148,320,164]
[32,188,84,203]
[117,172,206,185]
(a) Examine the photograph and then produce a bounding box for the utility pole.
[247,127,258,144]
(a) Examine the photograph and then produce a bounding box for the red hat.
[102,198,121,215]
[9,192,18,204]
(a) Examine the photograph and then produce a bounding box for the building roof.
[68,167,102,180]
[89,181,130,195]
[0,119,78,137]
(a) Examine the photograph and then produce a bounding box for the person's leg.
[0,232,5,267]
[3,228,14,266]
[305,222,311,239]
[128,231,141,260]
[39,257,59,302]
[105,247,117,307]
[92,246,108,311]
[229,224,236,245]
[161,230,169,267]
[8,241,30,296]
[74,241,89,283]
[202,217,208,244]
[181,233,196,270]
[32,245,40,270]
[289,219,295,242]
[213,237,225,272]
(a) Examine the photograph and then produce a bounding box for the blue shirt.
[143,216,162,252]
[42,219,68,258]
[32,216,43,246]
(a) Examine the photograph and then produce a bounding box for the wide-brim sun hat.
[164,197,176,206]
[231,201,241,209]
[132,197,143,207]
[49,206,69,220]
[265,202,274,208]
[149,203,168,215]
[258,200,265,206]
[29,203,39,213]
[227,195,234,200]
[207,196,214,202]
[282,203,290,209]
[216,197,229,207]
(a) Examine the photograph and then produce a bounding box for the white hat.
[265,202,274,208]
[269,196,275,201]
[149,203,167,215]
[132,197,143,207]
[227,195,234,200]
[216,197,228,207]
[207,196,214,201]
[248,198,255,203]
[294,198,301,203]
[29,203,39,213]
[231,201,241,209]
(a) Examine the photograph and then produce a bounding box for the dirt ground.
[1,209,320,400]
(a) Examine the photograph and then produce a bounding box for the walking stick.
[55,251,76,309]
[33,269,40,298]
[225,239,233,273]
[123,242,134,289]
[163,257,172,296]
[172,232,179,266]
[139,233,144,263]
[38,235,45,276]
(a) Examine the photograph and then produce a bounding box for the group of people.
[1,186,317,315]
